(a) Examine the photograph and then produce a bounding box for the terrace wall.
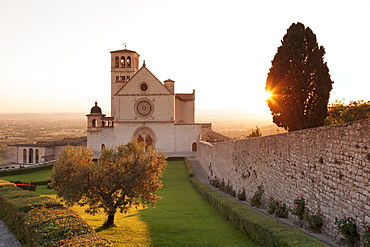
[196,119,370,239]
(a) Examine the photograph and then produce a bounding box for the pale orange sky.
[0,0,369,115]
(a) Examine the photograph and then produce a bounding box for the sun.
[265,90,273,101]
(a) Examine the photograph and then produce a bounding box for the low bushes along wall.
[0,179,110,246]
[184,158,325,247]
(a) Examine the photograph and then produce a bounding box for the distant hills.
[0,109,284,138]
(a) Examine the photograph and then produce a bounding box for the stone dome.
[90,102,102,114]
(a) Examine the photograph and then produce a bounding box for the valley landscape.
[0,110,284,165]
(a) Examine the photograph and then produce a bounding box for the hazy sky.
[0,0,369,115]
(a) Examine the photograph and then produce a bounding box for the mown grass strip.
[0,168,52,183]
[139,160,257,247]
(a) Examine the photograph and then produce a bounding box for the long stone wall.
[196,119,370,239]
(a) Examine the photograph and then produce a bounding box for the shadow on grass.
[95,223,116,232]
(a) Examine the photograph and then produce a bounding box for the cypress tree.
[266,22,333,131]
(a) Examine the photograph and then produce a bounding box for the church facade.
[87,48,211,158]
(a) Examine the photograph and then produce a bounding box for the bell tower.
[110,48,140,115]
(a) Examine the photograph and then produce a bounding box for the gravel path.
[0,220,22,247]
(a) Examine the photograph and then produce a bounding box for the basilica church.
[86,48,229,158]
[6,47,230,165]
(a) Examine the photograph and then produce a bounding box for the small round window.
[140,83,148,92]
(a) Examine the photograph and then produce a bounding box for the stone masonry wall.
[196,119,370,239]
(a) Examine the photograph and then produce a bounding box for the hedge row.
[0,164,54,176]
[11,180,51,186]
[0,180,110,246]
[184,158,326,247]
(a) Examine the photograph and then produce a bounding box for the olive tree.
[51,141,167,227]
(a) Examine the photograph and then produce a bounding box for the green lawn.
[0,169,52,183]
[0,169,54,195]
[139,160,256,247]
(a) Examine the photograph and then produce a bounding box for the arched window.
[146,135,153,147]
[101,144,106,150]
[29,148,33,163]
[133,126,156,149]
[92,119,97,127]
[23,149,27,164]
[127,56,131,68]
[115,56,119,68]
[35,149,39,163]
[120,56,125,68]
[102,121,105,127]
[137,135,144,143]
[192,142,197,152]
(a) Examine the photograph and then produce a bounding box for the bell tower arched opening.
[120,56,125,68]
[127,56,131,68]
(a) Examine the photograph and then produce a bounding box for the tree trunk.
[105,214,115,227]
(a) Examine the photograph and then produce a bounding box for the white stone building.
[87,48,227,158]
[6,137,87,165]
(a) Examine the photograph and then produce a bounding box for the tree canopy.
[246,126,262,138]
[51,141,167,227]
[325,100,370,125]
[266,22,333,131]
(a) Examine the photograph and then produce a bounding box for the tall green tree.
[325,100,370,125]
[51,141,167,227]
[266,22,333,131]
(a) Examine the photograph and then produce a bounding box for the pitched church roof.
[115,64,173,95]
[110,49,138,54]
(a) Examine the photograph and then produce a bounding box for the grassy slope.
[138,160,256,247]
[1,162,257,246]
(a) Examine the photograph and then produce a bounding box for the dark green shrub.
[16,184,36,191]
[2,190,39,200]
[0,180,16,189]
[250,185,264,207]
[24,207,110,246]
[275,202,289,218]
[0,179,109,246]
[291,196,306,222]
[9,196,54,213]
[184,157,195,177]
[0,186,20,195]
[237,188,246,201]
[335,216,359,246]
[267,197,278,214]
[30,180,52,185]
[304,209,323,232]
[363,224,370,247]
